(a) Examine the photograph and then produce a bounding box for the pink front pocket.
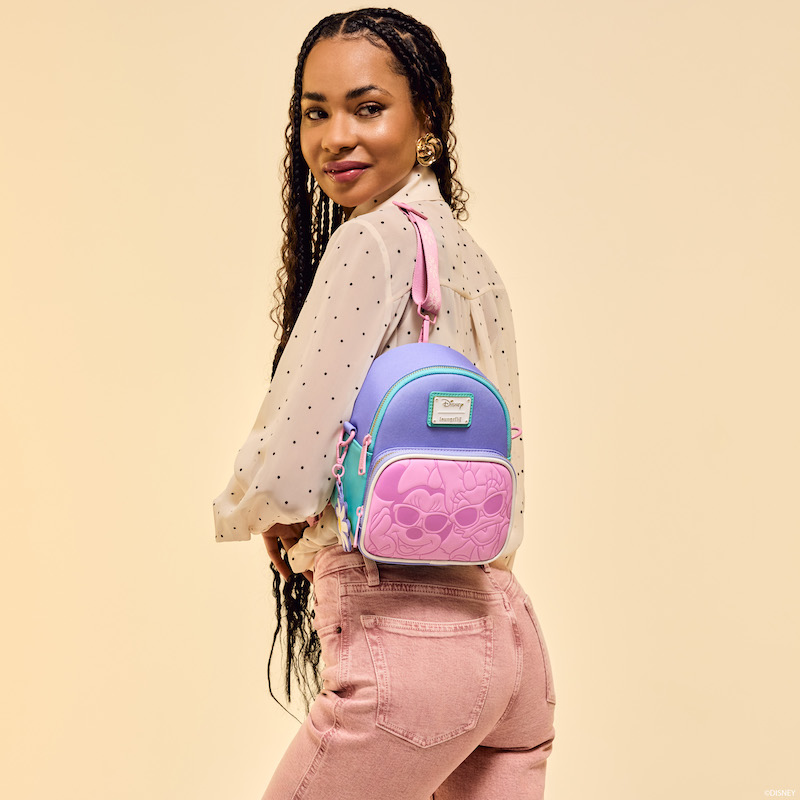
[358,455,515,565]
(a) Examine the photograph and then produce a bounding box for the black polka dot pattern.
[213,167,526,570]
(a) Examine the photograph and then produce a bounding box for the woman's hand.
[262,522,313,582]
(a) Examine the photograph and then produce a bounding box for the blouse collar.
[347,166,443,220]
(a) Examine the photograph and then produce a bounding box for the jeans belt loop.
[363,556,381,586]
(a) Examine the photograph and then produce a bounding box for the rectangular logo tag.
[428,392,474,427]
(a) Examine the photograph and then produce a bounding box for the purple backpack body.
[330,203,519,566]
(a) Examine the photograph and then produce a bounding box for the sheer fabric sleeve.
[213,219,393,541]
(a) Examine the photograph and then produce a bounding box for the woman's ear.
[416,109,431,138]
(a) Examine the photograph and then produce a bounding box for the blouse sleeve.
[213,219,394,541]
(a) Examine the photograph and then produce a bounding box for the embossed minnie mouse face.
[438,461,513,561]
[300,36,425,212]
[369,486,449,558]
[362,459,513,562]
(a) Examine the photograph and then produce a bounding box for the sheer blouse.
[213,167,525,571]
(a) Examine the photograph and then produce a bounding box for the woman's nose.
[321,113,357,154]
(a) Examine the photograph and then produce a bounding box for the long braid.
[320,193,331,253]
[271,21,326,377]
[267,7,469,713]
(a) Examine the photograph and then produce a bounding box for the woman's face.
[300,36,426,211]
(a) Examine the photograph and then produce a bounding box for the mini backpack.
[330,201,521,566]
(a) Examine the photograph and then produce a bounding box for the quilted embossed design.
[361,458,513,562]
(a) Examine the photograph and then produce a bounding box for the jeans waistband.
[312,544,520,600]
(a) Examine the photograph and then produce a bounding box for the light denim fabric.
[263,546,556,800]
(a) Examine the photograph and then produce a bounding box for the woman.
[213,9,556,799]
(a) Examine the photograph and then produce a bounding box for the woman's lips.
[324,161,370,183]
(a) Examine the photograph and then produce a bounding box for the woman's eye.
[357,103,382,117]
[303,108,326,121]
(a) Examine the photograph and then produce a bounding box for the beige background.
[2,1,798,798]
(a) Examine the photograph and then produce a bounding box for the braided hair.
[268,8,469,712]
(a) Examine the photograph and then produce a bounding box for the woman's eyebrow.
[346,84,392,100]
[300,85,393,102]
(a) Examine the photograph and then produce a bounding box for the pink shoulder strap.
[393,201,441,343]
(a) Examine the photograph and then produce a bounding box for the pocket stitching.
[524,597,556,705]
[362,614,494,748]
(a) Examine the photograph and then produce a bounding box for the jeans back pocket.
[361,614,493,748]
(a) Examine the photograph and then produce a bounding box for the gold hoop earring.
[416,133,443,167]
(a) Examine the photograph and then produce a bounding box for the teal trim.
[427,391,474,427]
[369,366,512,456]
[340,440,369,532]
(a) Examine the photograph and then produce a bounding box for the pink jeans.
[263,546,556,800]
